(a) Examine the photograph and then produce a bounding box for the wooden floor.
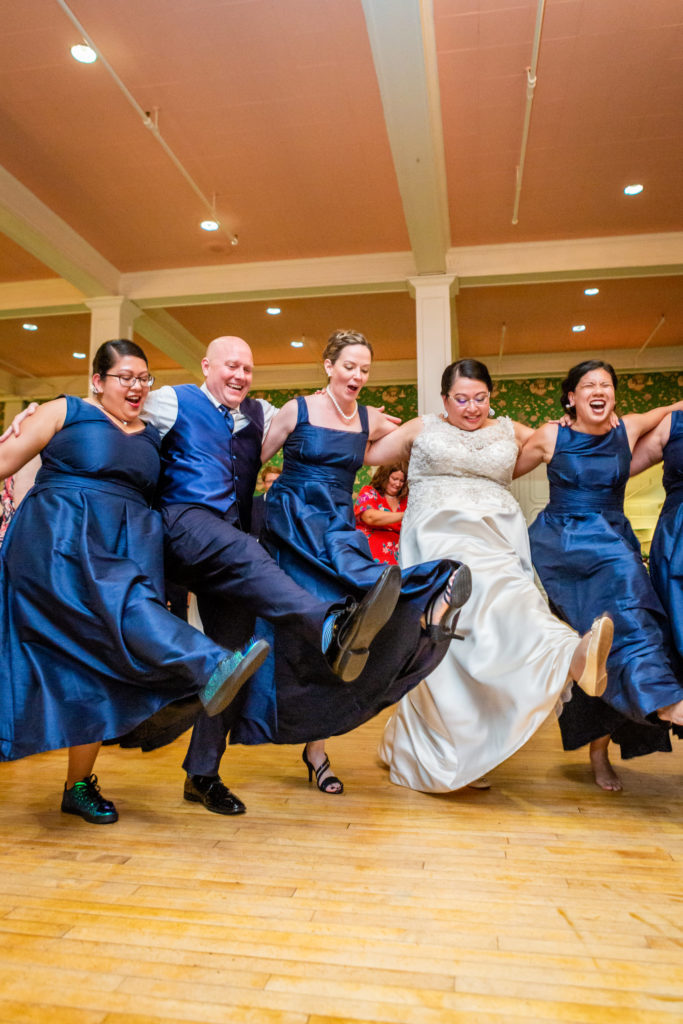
[0,712,681,1024]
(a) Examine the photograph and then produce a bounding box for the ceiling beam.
[1,232,681,322]
[0,164,120,297]
[361,0,450,274]
[449,233,683,285]
[134,308,206,373]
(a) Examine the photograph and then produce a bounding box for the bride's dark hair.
[441,359,493,396]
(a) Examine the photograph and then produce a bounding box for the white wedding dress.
[378,414,578,793]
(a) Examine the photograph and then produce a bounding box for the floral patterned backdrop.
[254,369,683,495]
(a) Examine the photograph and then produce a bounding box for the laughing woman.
[0,339,267,823]
[518,360,683,791]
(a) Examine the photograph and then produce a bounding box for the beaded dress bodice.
[405,414,519,528]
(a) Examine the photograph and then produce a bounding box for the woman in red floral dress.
[354,463,408,565]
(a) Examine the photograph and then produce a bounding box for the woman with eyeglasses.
[362,358,613,794]
[518,360,683,791]
[0,339,267,824]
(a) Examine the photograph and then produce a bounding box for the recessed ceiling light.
[73,352,87,359]
[70,43,97,64]
[200,219,220,232]
[584,287,599,296]
[624,184,643,195]
[290,340,304,348]
[266,307,281,316]
[572,325,586,333]
[22,323,38,331]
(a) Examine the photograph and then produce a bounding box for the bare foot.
[589,738,622,792]
[657,699,683,726]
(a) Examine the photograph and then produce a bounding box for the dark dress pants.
[161,503,331,776]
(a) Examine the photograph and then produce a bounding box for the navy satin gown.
[0,396,228,761]
[230,397,455,745]
[529,421,683,758]
[649,410,683,678]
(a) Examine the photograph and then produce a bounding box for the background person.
[249,462,281,539]
[354,463,408,564]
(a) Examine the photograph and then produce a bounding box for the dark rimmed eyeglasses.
[103,373,155,388]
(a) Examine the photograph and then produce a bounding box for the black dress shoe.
[325,564,401,682]
[183,774,246,815]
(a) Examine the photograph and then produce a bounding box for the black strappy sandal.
[426,563,472,642]
[302,747,344,794]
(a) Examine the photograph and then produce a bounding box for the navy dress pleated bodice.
[0,396,228,761]
[649,410,683,677]
[230,397,455,745]
[528,421,683,757]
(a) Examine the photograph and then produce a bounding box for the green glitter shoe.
[199,638,270,716]
[61,774,119,824]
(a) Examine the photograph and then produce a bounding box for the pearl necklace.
[326,386,357,422]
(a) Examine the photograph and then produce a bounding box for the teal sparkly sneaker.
[61,774,119,824]
[199,638,270,716]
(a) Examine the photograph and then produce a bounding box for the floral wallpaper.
[491,370,683,426]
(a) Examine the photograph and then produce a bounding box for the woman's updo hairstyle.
[92,339,148,379]
[560,359,618,419]
[322,329,374,366]
[441,358,493,397]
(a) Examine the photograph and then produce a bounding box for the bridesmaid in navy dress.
[516,360,683,791]
[631,407,683,679]
[230,330,469,793]
[0,340,267,824]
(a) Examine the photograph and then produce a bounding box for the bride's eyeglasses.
[448,392,489,408]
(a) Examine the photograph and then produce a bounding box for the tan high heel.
[577,615,613,698]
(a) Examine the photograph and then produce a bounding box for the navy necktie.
[218,405,237,511]
[218,404,234,433]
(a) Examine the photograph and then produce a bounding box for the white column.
[510,465,550,527]
[84,297,140,391]
[2,397,25,434]
[408,274,458,415]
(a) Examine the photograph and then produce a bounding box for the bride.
[365,358,613,793]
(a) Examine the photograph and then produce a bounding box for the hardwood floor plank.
[0,713,681,1023]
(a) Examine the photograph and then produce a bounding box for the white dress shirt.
[141,383,278,442]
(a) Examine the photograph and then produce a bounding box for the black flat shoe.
[427,563,472,642]
[302,748,344,794]
[200,638,270,716]
[61,775,118,824]
[184,774,246,815]
[326,564,401,682]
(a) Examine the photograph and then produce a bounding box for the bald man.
[139,336,399,814]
